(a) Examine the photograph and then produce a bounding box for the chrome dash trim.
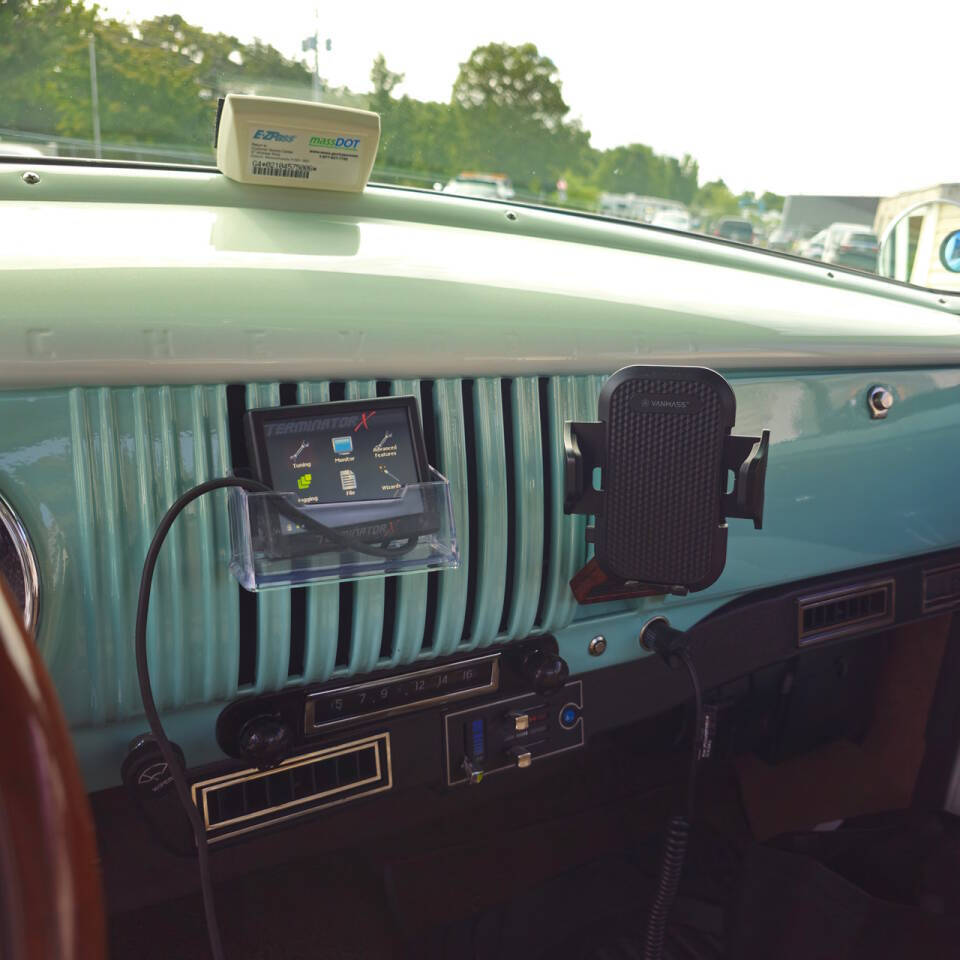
[0,492,39,634]
[304,653,500,733]
[796,578,895,647]
[191,732,392,842]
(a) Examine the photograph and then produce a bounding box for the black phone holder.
[564,365,769,603]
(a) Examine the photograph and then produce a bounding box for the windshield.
[3,0,957,291]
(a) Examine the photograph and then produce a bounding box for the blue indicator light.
[470,718,485,759]
[561,707,578,727]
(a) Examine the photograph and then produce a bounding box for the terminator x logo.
[353,410,377,432]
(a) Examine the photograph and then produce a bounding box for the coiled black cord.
[135,476,421,960]
[642,645,704,960]
[643,815,692,960]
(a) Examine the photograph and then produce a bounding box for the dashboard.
[3,159,960,844]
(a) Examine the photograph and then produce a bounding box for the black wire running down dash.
[135,476,420,960]
[642,647,704,960]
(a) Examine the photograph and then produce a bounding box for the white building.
[874,183,960,290]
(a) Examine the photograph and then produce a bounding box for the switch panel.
[443,681,584,786]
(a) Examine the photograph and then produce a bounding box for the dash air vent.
[191,733,391,843]
[797,579,894,646]
[922,563,960,613]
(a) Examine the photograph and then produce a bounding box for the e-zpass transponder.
[215,94,380,192]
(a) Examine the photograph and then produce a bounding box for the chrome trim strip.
[0,492,39,633]
[304,653,500,733]
[796,578,895,647]
[191,733,392,842]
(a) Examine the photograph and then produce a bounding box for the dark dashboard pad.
[170,547,960,852]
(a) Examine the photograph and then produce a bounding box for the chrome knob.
[868,386,894,419]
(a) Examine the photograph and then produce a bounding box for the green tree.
[50,18,211,145]
[452,42,569,129]
[590,144,698,204]
[694,179,739,217]
[370,53,404,115]
[759,190,784,213]
[0,0,95,134]
[137,16,311,96]
[0,1,314,149]
[448,42,591,190]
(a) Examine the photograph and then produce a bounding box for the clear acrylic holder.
[228,468,459,590]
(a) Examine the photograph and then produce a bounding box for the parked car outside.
[713,217,754,244]
[800,228,828,260]
[651,207,692,231]
[443,172,515,199]
[822,222,879,273]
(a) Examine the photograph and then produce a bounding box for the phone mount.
[564,365,769,603]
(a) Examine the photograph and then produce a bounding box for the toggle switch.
[509,747,532,769]
[462,757,484,785]
[508,711,530,733]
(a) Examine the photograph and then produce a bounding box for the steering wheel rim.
[0,577,105,960]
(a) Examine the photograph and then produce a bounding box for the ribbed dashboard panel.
[67,385,237,723]
[54,375,603,723]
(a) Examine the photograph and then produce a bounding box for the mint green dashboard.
[3,160,960,791]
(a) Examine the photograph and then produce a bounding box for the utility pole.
[302,13,330,102]
[88,35,102,158]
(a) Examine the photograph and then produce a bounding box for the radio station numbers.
[310,659,496,727]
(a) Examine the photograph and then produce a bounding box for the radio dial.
[237,715,293,770]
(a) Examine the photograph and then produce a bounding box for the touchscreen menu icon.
[339,469,357,493]
[331,436,353,455]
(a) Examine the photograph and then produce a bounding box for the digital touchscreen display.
[262,405,421,505]
[244,397,431,546]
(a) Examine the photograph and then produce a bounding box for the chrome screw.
[588,635,607,656]
[21,171,41,185]
[868,385,894,419]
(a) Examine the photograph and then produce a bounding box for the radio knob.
[237,715,293,770]
[521,648,570,696]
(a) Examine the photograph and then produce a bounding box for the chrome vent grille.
[231,375,604,697]
[922,563,960,613]
[797,579,895,646]
[192,733,391,843]
[54,376,603,725]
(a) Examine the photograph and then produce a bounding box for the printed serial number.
[251,162,312,179]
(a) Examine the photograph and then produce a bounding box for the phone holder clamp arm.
[562,365,770,605]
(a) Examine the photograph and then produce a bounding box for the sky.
[96,0,958,197]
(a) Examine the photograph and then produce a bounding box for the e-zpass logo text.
[253,129,296,143]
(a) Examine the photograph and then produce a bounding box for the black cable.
[678,648,703,823]
[641,636,704,960]
[135,476,423,960]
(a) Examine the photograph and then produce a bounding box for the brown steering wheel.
[0,578,105,960]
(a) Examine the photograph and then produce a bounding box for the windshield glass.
[3,0,957,290]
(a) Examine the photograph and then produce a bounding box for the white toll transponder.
[215,94,380,192]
